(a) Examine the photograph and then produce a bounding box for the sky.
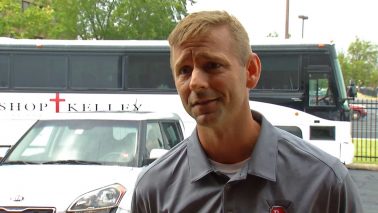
[187,0,378,53]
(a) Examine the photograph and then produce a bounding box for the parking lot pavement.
[349,169,378,213]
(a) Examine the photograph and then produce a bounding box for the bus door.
[305,65,341,159]
[305,65,339,119]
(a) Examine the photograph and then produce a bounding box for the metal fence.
[350,99,378,163]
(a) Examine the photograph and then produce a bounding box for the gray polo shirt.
[131,111,362,213]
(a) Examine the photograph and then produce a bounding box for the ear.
[246,53,261,89]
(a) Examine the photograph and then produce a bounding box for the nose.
[189,67,209,91]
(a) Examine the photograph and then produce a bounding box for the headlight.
[67,183,126,213]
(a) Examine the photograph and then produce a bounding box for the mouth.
[191,98,220,109]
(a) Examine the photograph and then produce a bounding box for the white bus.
[249,41,352,122]
[0,39,354,164]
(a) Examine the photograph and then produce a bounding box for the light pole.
[298,15,308,38]
[285,0,290,39]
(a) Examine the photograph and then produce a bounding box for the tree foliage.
[0,0,54,38]
[338,37,378,87]
[0,0,193,40]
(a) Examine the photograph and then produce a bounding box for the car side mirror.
[149,148,169,159]
[142,148,169,166]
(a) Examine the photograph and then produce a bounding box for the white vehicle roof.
[33,111,183,122]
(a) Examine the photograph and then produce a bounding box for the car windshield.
[3,120,139,166]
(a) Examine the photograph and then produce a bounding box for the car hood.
[0,165,143,211]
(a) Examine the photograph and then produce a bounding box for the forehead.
[170,27,235,63]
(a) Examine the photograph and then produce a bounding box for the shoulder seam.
[276,128,346,182]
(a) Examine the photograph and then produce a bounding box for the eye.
[178,66,192,76]
[203,62,221,71]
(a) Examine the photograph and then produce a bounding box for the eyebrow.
[174,50,228,72]
[194,51,228,63]
[173,50,192,72]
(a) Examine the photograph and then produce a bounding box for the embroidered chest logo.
[266,200,291,213]
[270,206,286,213]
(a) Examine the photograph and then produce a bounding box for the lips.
[191,98,217,107]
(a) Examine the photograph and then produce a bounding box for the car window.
[145,122,164,156]
[5,120,140,166]
[161,122,183,148]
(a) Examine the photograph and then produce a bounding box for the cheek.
[175,80,189,97]
[222,74,245,98]
[213,73,238,90]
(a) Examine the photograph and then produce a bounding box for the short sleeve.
[330,172,363,212]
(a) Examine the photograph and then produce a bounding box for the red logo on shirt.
[270,206,286,213]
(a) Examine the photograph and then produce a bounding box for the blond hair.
[168,10,251,65]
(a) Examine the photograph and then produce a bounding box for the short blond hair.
[168,10,251,65]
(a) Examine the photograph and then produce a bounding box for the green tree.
[72,0,189,40]
[47,0,80,39]
[0,0,53,38]
[0,0,18,37]
[338,52,351,83]
[0,0,193,40]
[338,37,378,87]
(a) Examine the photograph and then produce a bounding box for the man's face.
[170,26,251,127]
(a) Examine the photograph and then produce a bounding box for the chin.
[195,113,219,126]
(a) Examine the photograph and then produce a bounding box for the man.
[131,10,362,212]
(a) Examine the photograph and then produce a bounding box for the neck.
[197,112,260,164]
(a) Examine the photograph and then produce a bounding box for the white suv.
[0,111,184,213]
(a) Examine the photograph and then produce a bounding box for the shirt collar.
[187,110,278,182]
[187,129,213,182]
[247,110,277,182]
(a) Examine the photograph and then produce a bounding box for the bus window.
[255,54,300,90]
[0,55,9,88]
[307,53,330,66]
[310,126,335,140]
[13,54,67,89]
[70,55,122,90]
[276,126,303,138]
[127,53,174,90]
[308,73,335,106]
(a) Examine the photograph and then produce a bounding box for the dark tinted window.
[161,121,183,148]
[13,54,67,89]
[4,50,176,91]
[70,55,122,89]
[127,53,175,90]
[276,125,303,138]
[308,72,335,106]
[310,126,335,140]
[0,55,9,88]
[255,54,300,90]
[306,54,331,66]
